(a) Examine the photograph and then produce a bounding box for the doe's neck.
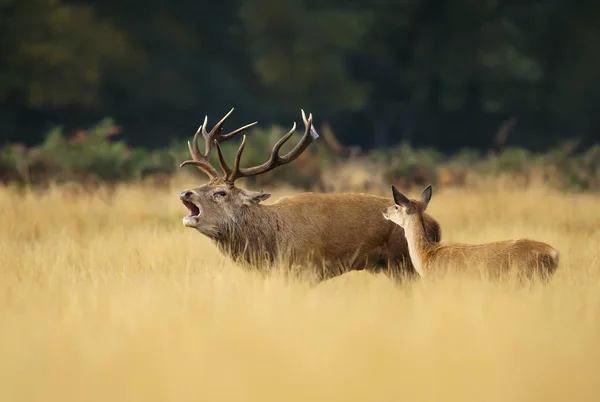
[404,214,435,277]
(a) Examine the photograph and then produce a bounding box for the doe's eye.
[213,190,227,198]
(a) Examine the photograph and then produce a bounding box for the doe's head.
[179,108,318,237]
[382,184,433,228]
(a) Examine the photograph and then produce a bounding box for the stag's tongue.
[183,201,200,217]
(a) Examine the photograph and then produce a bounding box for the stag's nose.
[180,190,194,201]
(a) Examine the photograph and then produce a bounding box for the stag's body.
[383,185,559,281]
[196,190,440,278]
[178,109,441,280]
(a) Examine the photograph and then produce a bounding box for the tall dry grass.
[1,175,600,402]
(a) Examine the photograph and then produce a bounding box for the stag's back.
[271,192,441,265]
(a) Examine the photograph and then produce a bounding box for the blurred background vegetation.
[1,0,599,193]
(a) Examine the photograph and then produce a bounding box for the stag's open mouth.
[182,200,201,218]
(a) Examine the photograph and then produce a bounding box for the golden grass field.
[1,174,600,402]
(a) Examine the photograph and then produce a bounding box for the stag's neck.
[404,215,436,278]
[213,205,281,264]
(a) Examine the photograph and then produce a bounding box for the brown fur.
[383,185,560,281]
[178,108,442,282]
[181,179,442,281]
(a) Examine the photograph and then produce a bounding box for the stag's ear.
[241,189,271,205]
[391,185,411,208]
[420,185,432,210]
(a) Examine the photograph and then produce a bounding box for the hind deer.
[178,108,442,281]
[382,184,560,281]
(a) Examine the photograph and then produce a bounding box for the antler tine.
[213,134,249,182]
[185,125,202,160]
[301,109,309,126]
[277,110,317,165]
[224,110,318,183]
[231,135,248,178]
[203,108,258,144]
[268,122,298,160]
[180,108,260,181]
[220,121,259,141]
[207,108,259,179]
[179,124,221,179]
[204,108,233,141]
[213,138,234,179]
[200,115,210,152]
[222,124,297,181]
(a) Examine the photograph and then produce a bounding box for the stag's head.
[178,108,318,237]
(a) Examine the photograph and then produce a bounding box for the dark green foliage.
[2,118,600,193]
[0,118,180,187]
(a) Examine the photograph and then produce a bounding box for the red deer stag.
[178,108,442,281]
[382,184,560,281]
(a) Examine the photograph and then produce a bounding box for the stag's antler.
[214,109,319,184]
[179,108,258,180]
[180,108,318,184]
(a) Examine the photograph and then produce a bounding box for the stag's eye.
[213,190,227,201]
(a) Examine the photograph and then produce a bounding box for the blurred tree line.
[1,0,599,153]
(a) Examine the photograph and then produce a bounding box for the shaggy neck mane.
[213,205,281,265]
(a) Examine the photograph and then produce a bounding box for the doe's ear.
[420,185,433,209]
[391,185,411,207]
[241,189,271,205]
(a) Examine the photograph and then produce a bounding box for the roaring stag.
[178,108,442,281]
[382,185,560,281]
